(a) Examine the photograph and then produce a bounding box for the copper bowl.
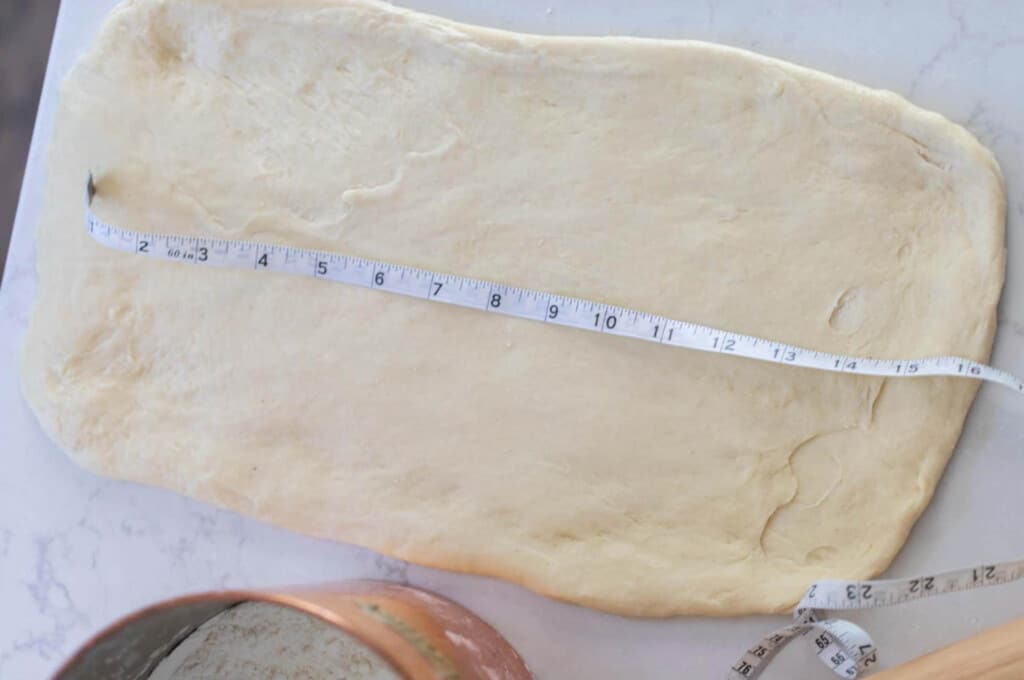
[53,580,533,680]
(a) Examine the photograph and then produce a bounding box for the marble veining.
[2,2,1023,679]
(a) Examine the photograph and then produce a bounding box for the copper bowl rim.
[50,580,432,680]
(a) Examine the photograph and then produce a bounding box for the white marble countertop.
[2,2,1023,679]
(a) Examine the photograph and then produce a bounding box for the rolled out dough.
[22,0,1004,616]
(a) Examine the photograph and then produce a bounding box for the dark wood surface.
[1,0,61,280]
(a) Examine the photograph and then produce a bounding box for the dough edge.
[20,0,1006,617]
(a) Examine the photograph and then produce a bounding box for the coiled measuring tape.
[728,560,1024,679]
[84,176,1024,678]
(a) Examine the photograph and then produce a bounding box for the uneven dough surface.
[22,0,1004,615]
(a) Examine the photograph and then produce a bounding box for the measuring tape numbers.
[83,176,1024,678]
[84,176,1022,395]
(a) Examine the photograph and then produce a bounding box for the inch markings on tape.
[83,176,1023,395]
[728,559,1024,679]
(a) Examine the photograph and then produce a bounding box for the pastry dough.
[22,0,1005,616]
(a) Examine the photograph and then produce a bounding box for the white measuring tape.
[728,560,1024,679]
[83,177,1022,394]
[84,176,1024,678]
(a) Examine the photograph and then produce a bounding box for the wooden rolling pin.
[872,617,1024,679]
